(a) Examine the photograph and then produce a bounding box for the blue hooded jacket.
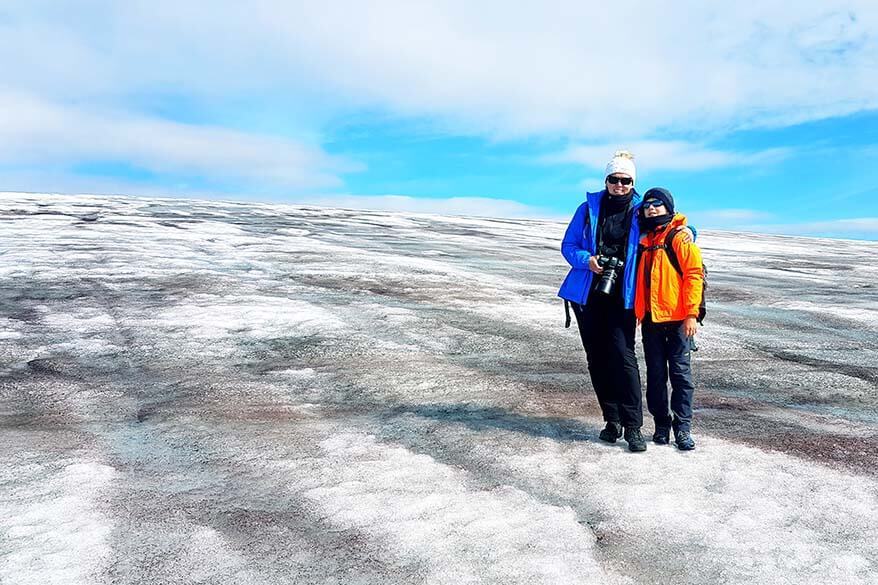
[558,189,643,308]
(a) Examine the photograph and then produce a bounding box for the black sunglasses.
[642,199,665,209]
[606,176,633,186]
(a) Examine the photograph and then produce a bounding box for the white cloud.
[693,208,776,224]
[0,171,235,201]
[693,209,878,240]
[1,2,876,203]
[553,142,792,172]
[289,194,559,219]
[0,93,359,189]
[751,217,878,240]
[0,184,558,220]
[577,177,607,191]
[2,2,877,141]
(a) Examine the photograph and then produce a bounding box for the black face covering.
[639,212,673,232]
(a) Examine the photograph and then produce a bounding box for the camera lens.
[595,257,622,295]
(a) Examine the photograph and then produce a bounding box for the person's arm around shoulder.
[561,202,602,273]
[677,224,697,244]
[673,228,704,337]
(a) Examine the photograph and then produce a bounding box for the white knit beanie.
[605,150,636,185]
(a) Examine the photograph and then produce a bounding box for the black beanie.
[643,187,675,215]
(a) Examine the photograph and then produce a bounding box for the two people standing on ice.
[559,151,704,452]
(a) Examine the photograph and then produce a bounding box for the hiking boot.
[652,426,670,445]
[599,422,623,443]
[624,427,647,452]
[675,430,696,451]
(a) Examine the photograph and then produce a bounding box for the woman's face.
[606,174,633,196]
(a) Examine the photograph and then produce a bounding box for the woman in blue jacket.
[558,151,654,452]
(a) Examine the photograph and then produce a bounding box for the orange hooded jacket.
[635,213,704,323]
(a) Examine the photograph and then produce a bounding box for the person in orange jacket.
[634,187,704,450]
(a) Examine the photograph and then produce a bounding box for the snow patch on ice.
[510,433,878,584]
[43,310,117,330]
[294,432,630,584]
[0,460,116,585]
[153,295,346,339]
[779,300,878,327]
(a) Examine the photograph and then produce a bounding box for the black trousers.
[641,314,695,432]
[571,293,643,428]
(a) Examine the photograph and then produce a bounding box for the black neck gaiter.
[597,191,634,260]
[640,213,674,232]
[605,192,634,214]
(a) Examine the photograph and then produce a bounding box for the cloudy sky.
[2,1,877,238]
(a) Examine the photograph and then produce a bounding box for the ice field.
[1,194,876,584]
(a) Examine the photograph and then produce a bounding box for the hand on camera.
[588,255,604,274]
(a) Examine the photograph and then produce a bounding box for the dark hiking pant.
[641,314,695,433]
[571,294,643,429]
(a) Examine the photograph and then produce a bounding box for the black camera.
[595,256,624,295]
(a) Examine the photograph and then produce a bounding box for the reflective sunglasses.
[642,199,666,209]
[606,176,633,186]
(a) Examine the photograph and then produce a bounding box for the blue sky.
[1,1,877,238]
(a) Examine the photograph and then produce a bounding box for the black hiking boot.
[675,430,696,451]
[599,422,623,443]
[652,426,670,445]
[624,427,647,452]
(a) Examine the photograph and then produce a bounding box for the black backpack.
[641,226,707,324]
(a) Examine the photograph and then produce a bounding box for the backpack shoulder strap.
[663,226,685,276]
